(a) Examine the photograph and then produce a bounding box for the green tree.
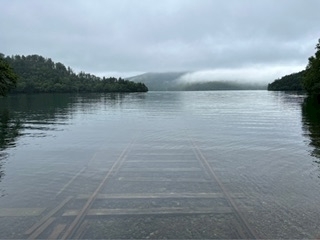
[268,71,304,91]
[303,39,320,94]
[0,55,18,96]
[2,53,148,94]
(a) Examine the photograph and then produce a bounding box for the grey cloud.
[1,0,319,80]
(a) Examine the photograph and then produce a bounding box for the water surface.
[0,91,319,239]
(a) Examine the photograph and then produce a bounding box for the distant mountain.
[128,72,267,91]
[268,71,305,91]
[127,72,188,91]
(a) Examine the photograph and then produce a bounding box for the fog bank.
[176,65,304,85]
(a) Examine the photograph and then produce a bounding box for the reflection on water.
[0,93,137,184]
[302,95,320,166]
[0,91,320,239]
[0,109,21,151]
[0,109,22,185]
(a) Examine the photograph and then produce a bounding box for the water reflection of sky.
[2,92,320,180]
[0,91,320,239]
[0,93,146,179]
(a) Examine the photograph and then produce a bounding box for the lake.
[0,91,319,239]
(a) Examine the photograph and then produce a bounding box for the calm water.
[0,91,319,239]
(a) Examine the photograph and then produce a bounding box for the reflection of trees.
[0,93,141,183]
[301,95,320,163]
[0,94,76,183]
[0,109,22,182]
[0,110,21,149]
[270,91,305,110]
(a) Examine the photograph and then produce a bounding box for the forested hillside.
[267,71,304,91]
[303,39,320,94]
[1,54,148,93]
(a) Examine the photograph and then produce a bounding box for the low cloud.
[176,64,305,85]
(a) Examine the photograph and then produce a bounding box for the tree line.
[267,71,304,91]
[0,55,17,96]
[268,38,320,95]
[0,53,148,96]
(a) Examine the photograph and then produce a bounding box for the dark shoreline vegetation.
[267,71,304,91]
[0,53,148,95]
[268,39,320,96]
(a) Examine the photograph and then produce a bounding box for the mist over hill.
[128,72,267,91]
[127,72,188,91]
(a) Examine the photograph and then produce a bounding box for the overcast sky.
[1,0,319,82]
